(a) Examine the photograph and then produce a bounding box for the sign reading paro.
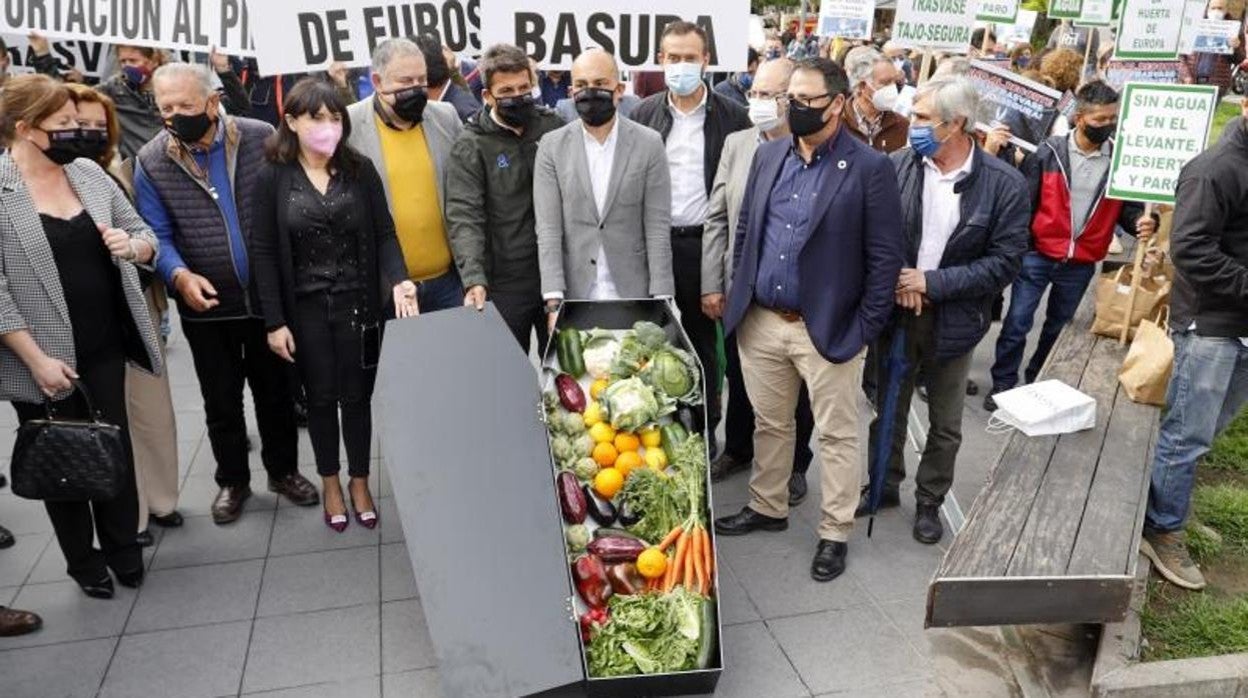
[1107,83,1217,205]
[0,0,253,55]
[479,0,751,71]
[892,0,978,52]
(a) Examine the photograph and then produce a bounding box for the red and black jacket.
[1021,135,1148,264]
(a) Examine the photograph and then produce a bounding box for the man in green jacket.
[446,43,566,353]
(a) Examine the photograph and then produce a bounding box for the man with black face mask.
[346,37,465,313]
[986,81,1158,411]
[444,44,564,352]
[534,49,675,323]
[134,63,320,524]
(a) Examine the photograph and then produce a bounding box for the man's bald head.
[753,57,794,95]
[571,49,622,101]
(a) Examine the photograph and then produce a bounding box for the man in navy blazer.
[713,57,904,583]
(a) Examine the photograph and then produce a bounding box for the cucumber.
[557,328,586,378]
[695,598,718,670]
[661,423,688,451]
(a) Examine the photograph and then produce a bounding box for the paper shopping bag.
[1119,309,1173,407]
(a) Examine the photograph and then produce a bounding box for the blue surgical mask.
[664,62,704,97]
[909,123,943,157]
[738,72,754,91]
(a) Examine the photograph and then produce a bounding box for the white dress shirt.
[917,149,975,271]
[666,89,708,227]
[583,118,621,300]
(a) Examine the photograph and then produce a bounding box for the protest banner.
[977,0,1019,24]
[2,34,106,78]
[998,9,1038,45]
[818,0,875,40]
[249,0,480,75]
[1103,59,1182,89]
[0,0,253,56]
[1115,0,1185,60]
[1049,0,1084,20]
[1076,0,1114,26]
[892,0,978,52]
[479,0,750,71]
[1107,83,1217,205]
[1177,0,1205,53]
[1189,18,1240,53]
[966,59,1064,151]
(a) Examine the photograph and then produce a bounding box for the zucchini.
[695,599,718,670]
[557,328,586,378]
[661,423,688,451]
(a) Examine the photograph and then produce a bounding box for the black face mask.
[1083,122,1115,146]
[39,128,90,165]
[787,101,831,138]
[165,111,214,144]
[76,129,110,162]
[574,88,617,127]
[493,94,536,129]
[389,86,428,124]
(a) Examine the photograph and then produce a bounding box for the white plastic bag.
[987,380,1097,437]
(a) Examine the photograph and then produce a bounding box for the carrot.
[666,533,688,592]
[658,526,683,552]
[683,532,696,590]
[702,527,715,592]
[691,526,707,595]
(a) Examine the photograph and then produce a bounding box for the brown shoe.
[269,473,319,507]
[0,607,42,637]
[211,485,252,525]
[1141,530,1207,591]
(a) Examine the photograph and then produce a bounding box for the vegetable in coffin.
[584,485,618,526]
[558,471,587,524]
[573,554,613,609]
[600,377,669,433]
[588,535,647,563]
[573,457,600,481]
[555,374,587,413]
[586,586,711,676]
[557,328,586,378]
[611,321,669,378]
[565,524,590,553]
[581,331,621,380]
[607,563,647,596]
[642,347,701,404]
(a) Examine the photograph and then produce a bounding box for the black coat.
[630,86,751,197]
[251,159,408,334]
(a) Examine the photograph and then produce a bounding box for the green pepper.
[661,423,689,451]
[557,328,586,378]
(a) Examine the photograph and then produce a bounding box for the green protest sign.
[1107,83,1218,204]
[977,0,1019,24]
[1049,0,1084,19]
[892,0,978,51]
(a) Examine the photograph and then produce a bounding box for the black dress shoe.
[114,567,144,589]
[149,511,184,528]
[0,472,7,488]
[0,524,14,550]
[212,485,252,524]
[914,503,944,545]
[854,489,901,518]
[709,452,751,483]
[965,379,980,396]
[135,529,154,548]
[811,539,848,582]
[78,575,115,599]
[269,473,319,507]
[983,389,1007,413]
[713,507,788,536]
[788,472,808,506]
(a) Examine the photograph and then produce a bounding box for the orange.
[592,441,619,468]
[594,467,624,498]
[614,432,641,453]
[615,451,643,477]
[589,422,617,444]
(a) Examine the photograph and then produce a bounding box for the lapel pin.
[837,160,847,170]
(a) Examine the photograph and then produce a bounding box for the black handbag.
[10,380,127,502]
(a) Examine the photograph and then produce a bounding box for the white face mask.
[871,83,899,112]
[1208,8,1226,19]
[748,97,783,132]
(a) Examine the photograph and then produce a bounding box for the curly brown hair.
[1039,48,1082,93]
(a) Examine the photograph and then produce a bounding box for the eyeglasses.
[785,93,832,108]
[745,90,784,101]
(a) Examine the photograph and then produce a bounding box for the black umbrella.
[866,318,911,538]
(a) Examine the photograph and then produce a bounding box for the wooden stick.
[981,23,993,57]
[1080,28,1095,87]
[1119,203,1155,345]
[918,50,934,86]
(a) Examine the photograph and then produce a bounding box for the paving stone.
[381,599,437,674]
[716,560,761,626]
[381,668,443,698]
[243,604,380,693]
[0,637,116,698]
[380,542,418,602]
[101,620,251,698]
[723,525,873,619]
[700,622,810,698]
[128,559,263,633]
[0,532,50,587]
[257,546,379,617]
[178,473,279,518]
[268,502,379,557]
[241,675,381,697]
[0,580,136,650]
[0,494,54,535]
[150,508,275,570]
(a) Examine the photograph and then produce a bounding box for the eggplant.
[592,527,646,543]
[558,472,587,524]
[607,563,646,596]
[618,500,643,527]
[583,485,617,526]
[587,535,646,563]
[555,373,587,413]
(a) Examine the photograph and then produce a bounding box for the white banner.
[1189,18,1240,54]
[478,0,750,71]
[818,0,876,40]
[1075,0,1114,26]
[1177,0,1206,53]
[1107,83,1217,205]
[998,9,1038,46]
[249,0,480,76]
[0,0,253,57]
[1115,0,1186,61]
[2,34,107,78]
[892,0,978,52]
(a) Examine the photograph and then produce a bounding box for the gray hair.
[371,37,423,75]
[934,56,971,77]
[843,46,888,86]
[151,62,214,97]
[915,76,979,134]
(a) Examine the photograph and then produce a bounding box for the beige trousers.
[127,285,179,531]
[738,306,866,542]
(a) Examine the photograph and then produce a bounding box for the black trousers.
[493,287,549,356]
[13,347,141,584]
[181,318,298,487]
[671,230,721,438]
[723,332,815,473]
[293,292,376,477]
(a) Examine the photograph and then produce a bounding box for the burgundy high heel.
[353,508,378,530]
[324,510,349,533]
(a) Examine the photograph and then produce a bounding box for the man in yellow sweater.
[347,37,465,311]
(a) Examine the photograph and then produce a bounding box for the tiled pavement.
[0,316,1094,697]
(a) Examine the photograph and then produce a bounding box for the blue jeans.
[417,268,465,313]
[1146,332,1248,532]
[990,252,1096,390]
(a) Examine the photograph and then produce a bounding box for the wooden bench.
[926,287,1162,628]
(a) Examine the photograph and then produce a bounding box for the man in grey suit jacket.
[346,37,464,312]
[534,49,674,324]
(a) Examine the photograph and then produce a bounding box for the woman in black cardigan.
[252,79,417,532]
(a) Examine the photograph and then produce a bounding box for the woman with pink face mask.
[252,78,416,532]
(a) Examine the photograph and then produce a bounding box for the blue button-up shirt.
[754,135,836,311]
